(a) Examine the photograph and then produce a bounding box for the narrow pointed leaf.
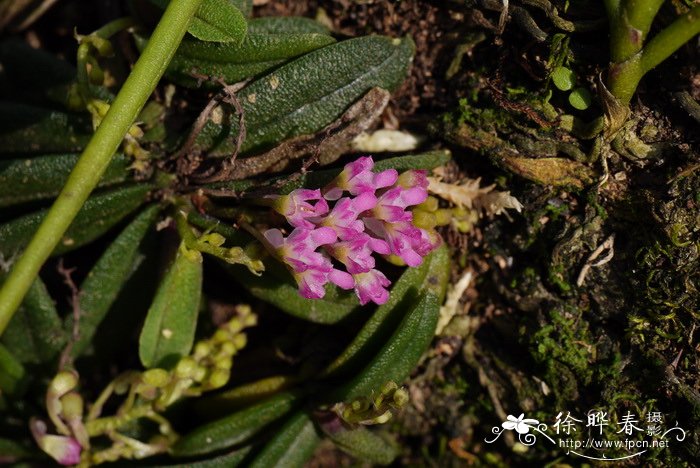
[248,411,321,468]
[0,153,130,208]
[150,0,247,44]
[0,184,152,258]
[247,16,330,35]
[139,248,202,369]
[172,392,299,457]
[224,261,359,324]
[1,277,66,364]
[0,343,24,395]
[323,426,397,465]
[68,204,160,358]
[194,35,415,156]
[322,246,449,378]
[328,292,442,402]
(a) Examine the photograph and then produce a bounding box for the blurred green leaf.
[247,411,321,468]
[225,260,360,324]
[328,292,442,402]
[68,204,160,358]
[139,246,202,369]
[0,343,24,395]
[1,277,66,364]
[172,392,299,457]
[0,102,92,156]
[0,183,152,258]
[150,0,247,44]
[569,87,593,110]
[323,425,397,465]
[551,66,575,91]
[0,153,130,208]
[322,246,449,378]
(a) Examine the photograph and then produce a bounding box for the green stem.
[640,5,700,74]
[609,0,664,63]
[608,5,700,104]
[0,0,204,338]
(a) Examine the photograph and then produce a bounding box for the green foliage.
[68,204,160,358]
[150,0,247,44]
[1,278,66,364]
[247,412,321,468]
[0,4,450,466]
[139,246,203,369]
[0,153,130,208]
[195,35,415,156]
[172,392,299,456]
[0,184,152,258]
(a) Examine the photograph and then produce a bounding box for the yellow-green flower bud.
[143,368,170,388]
[207,369,230,389]
[175,358,197,379]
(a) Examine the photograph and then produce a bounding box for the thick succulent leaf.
[194,35,415,156]
[150,0,247,44]
[323,426,398,465]
[68,204,160,358]
[322,246,449,379]
[224,261,360,324]
[0,343,24,395]
[139,247,203,369]
[172,392,299,457]
[247,16,330,35]
[1,277,66,364]
[328,292,442,402]
[247,411,321,468]
[0,184,152,259]
[0,153,130,208]
[0,102,92,156]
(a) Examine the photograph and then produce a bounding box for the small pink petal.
[329,269,354,289]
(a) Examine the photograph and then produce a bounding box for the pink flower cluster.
[264,157,440,305]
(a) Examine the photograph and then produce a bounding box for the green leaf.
[0,343,24,395]
[175,33,336,64]
[0,102,93,156]
[0,437,32,463]
[247,16,330,35]
[139,247,203,369]
[205,150,452,195]
[150,0,247,44]
[68,204,160,358]
[172,392,299,457]
[247,411,321,468]
[323,426,397,465]
[551,66,575,91]
[196,375,298,417]
[0,38,76,106]
[569,87,593,110]
[224,260,360,324]
[0,183,152,259]
[151,447,252,467]
[195,35,415,156]
[145,32,335,89]
[0,153,130,208]
[322,246,449,378]
[1,277,66,364]
[328,292,442,402]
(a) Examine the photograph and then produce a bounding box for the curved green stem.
[0,0,204,337]
[608,5,700,104]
